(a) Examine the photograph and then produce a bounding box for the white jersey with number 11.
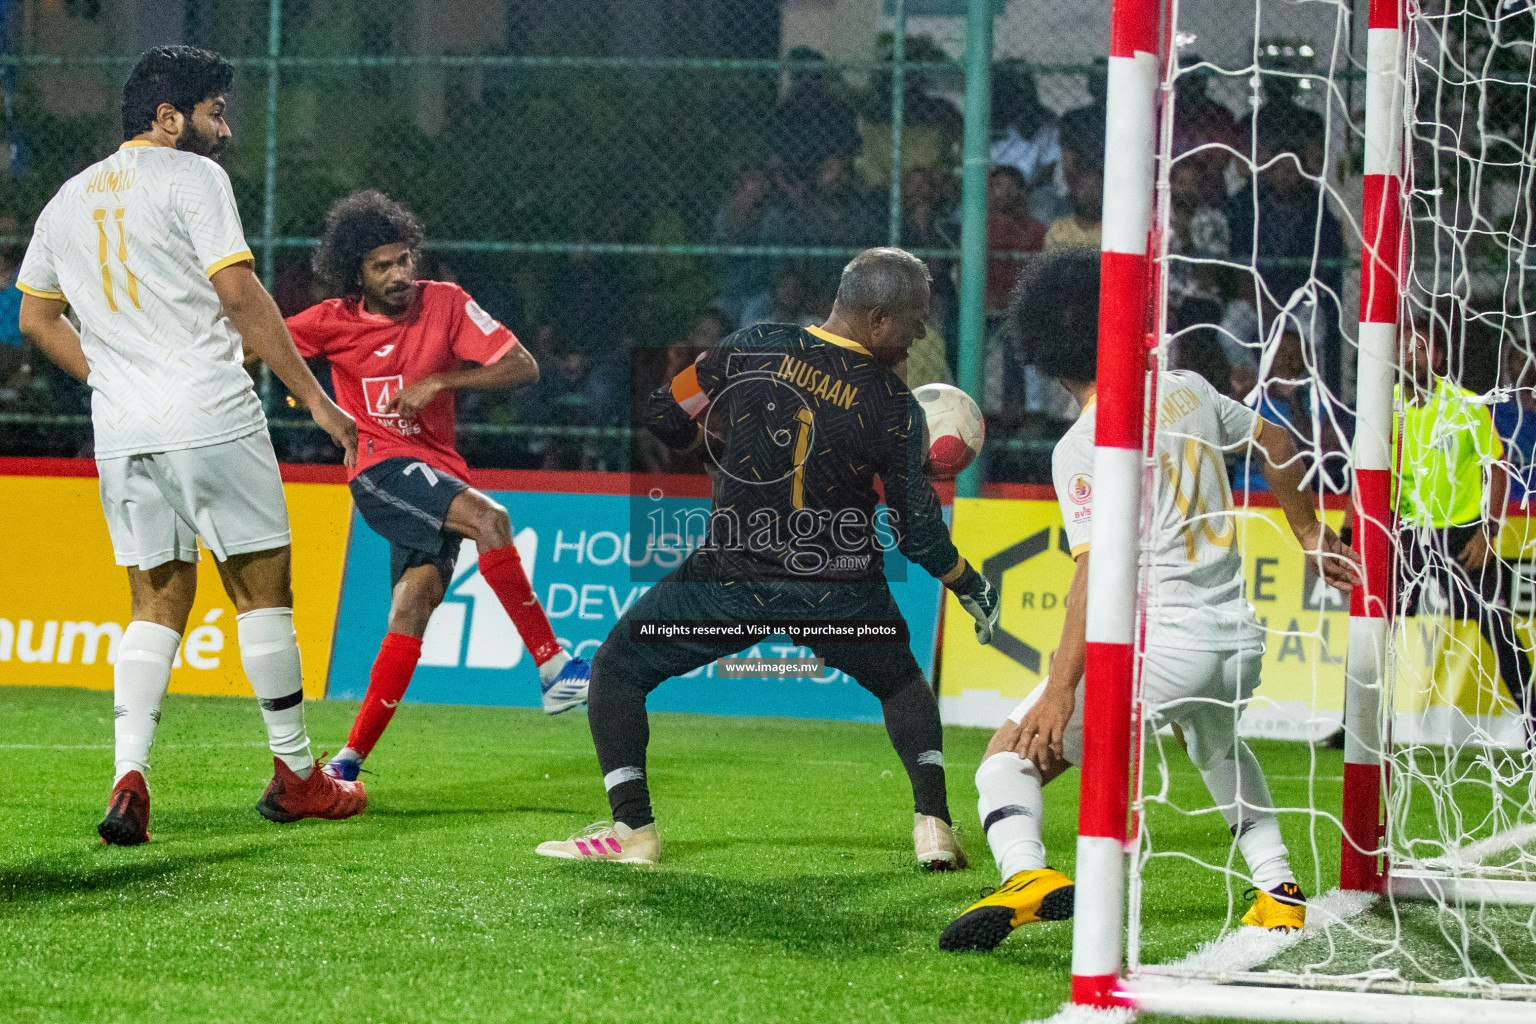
[17,142,266,459]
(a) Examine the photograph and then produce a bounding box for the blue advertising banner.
[328,490,945,723]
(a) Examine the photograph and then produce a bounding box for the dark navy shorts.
[349,457,469,589]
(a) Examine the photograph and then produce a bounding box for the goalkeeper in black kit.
[534,248,1000,868]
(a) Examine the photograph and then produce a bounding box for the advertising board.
[0,465,350,698]
[939,496,1532,747]
[329,488,946,723]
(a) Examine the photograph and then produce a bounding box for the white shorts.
[97,430,291,571]
[1008,645,1264,770]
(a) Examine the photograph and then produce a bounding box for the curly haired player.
[286,191,590,781]
[939,249,1358,952]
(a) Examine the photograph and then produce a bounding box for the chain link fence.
[0,0,1424,483]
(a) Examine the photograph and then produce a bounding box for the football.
[913,383,985,480]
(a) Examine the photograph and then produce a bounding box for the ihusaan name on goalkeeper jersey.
[647,322,959,585]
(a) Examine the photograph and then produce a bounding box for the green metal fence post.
[887,0,906,246]
[259,0,282,410]
[955,0,992,500]
[262,0,281,290]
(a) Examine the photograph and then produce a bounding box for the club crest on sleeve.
[465,299,500,336]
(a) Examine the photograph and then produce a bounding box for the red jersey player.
[286,191,589,781]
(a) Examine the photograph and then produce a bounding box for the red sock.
[345,632,423,757]
[477,543,562,664]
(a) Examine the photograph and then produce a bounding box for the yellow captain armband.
[939,557,968,586]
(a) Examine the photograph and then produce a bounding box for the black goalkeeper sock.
[587,648,656,830]
[880,675,951,824]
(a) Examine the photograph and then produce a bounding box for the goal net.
[1069,0,1536,1020]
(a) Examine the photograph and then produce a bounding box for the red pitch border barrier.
[0,458,1048,505]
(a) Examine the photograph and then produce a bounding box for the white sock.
[1236,817,1296,891]
[538,648,571,685]
[334,746,362,764]
[976,751,1047,881]
[1198,740,1296,890]
[113,621,181,785]
[237,608,313,779]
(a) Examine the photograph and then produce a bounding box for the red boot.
[256,757,368,824]
[99,770,151,846]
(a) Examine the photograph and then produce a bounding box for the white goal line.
[1136,884,1536,994]
[1026,886,1536,1024]
[1137,888,1374,977]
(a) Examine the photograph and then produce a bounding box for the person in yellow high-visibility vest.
[1391,321,1532,747]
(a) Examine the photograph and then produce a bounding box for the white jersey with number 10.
[1051,369,1264,652]
[17,142,266,459]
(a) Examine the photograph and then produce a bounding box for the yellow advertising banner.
[939,497,1531,746]
[0,474,351,698]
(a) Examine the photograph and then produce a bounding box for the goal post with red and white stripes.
[1337,0,1403,900]
[1066,0,1536,1019]
[1071,0,1159,1006]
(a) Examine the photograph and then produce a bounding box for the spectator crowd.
[6,40,1533,495]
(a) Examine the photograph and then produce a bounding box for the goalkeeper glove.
[949,563,1000,645]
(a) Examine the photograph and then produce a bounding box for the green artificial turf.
[0,686,1502,1024]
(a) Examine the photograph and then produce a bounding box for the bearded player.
[16,46,367,843]
[939,249,1359,952]
[286,191,590,782]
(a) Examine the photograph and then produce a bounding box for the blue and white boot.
[540,652,591,715]
[322,749,363,782]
